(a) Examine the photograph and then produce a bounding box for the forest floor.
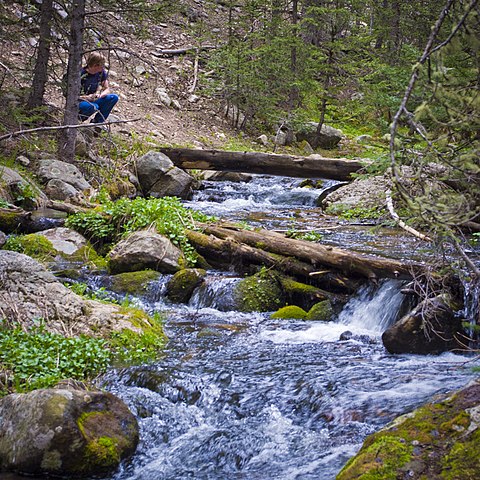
[0,1,259,152]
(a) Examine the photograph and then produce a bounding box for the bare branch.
[0,118,141,143]
[385,189,432,242]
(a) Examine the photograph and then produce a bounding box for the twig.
[385,189,432,242]
[188,48,200,94]
[0,61,23,87]
[0,118,141,143]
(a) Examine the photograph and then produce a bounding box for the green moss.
[110,307,167,365]
[306,300,334,321]
[235,270,285,312]
[85,436,120,468]
[110,270,161,296]
[68,245,108,270]
[271,305,307,319]
[325,203,385,220]
[166,268,206,303]
[338,386,480,480]
[441,429,480,480]
[77,412,121,471]
[337,436,413,480]
[3,233,56,261]
[0,209,25,231]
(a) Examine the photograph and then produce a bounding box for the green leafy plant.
[0,323,111,392]
[66,197,215,265]
[286,229,323,242]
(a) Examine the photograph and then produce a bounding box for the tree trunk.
[27,0,54,109]
[57,0,85,163]
[160,147,364,180]
[195,223,429,281]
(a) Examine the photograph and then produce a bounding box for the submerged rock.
[271,305,307,319]
[337,380,480,479]
[166,268,206,303]
[0,388,139,477]
[382,294,463,354]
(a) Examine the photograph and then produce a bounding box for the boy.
[78,52,119,124]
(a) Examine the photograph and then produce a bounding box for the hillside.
[0,1,253,150]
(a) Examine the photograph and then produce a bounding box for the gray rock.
[36,159,90,192]
[296,122,344,149]
[0,250,143,336]
[16,155,30,166]
[154,88,172,107]
[45,178,79,200]
[136,151,194,199]
[202,171,253,183]
[0,230,6,248]
[0,166,46,209]
[0,388,138,477]
[108,230,185,274]
[36,227,88,255]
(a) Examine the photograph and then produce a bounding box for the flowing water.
[100,175,478,480]
[8,175,479,480]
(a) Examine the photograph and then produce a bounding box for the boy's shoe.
[93,124,108,136]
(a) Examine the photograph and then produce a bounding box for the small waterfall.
[338,279,407,334]
[189,276,241,311]
[461,277,480,348]
[263,279,407,345]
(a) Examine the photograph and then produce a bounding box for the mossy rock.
[109,270,161,296]
[3,233,56,262]
[67,245,108,270]
[271,305,307,319]
[235,270,285,312]
[0,388,139,477]
[278,276,329,310]
[166,268,206,303]
[337,381,480,480]
[306,300,334,321]
[0,206,30,233]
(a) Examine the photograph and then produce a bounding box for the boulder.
[322,174,388,215]
[166,268,206,303]
[45,178,79,200]
[382,294,463,354]
[337,380,480,480]
[306,300,334,321]
[36,227,88,256]
[36,159,91,198]
[234,271,285,312]
[0,166,46,209]
[108,230,185,274]
[0,388,138,477]
[135,151,194,199]
[0,250,143,336]
[296,122,344,149]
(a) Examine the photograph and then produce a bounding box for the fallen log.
[160,147,365,180]
[186,229,360,294]
[195,222,430,281]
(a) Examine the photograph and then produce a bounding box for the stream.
[8,174,480,480]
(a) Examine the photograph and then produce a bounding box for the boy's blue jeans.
[78,94,119,123]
